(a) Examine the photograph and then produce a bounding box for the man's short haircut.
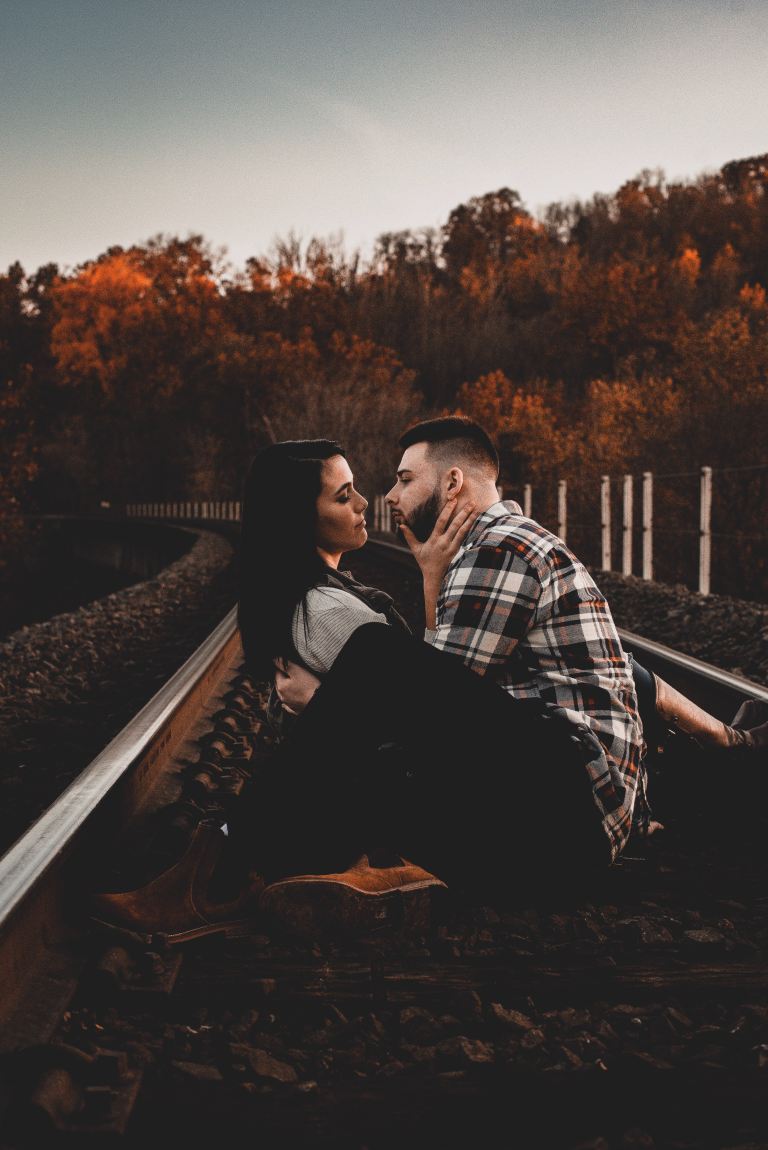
[398,416,499,480]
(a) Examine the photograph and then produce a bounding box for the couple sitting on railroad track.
[92,417,768,943]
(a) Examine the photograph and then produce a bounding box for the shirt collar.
[462,499,524,549]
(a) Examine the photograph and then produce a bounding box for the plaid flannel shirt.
[425,501,645,861]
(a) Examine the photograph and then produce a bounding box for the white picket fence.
[124,466,719,596]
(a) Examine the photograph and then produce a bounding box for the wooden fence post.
[622,474,633,576]
[699,466,712,596]
[600,475,611,571]
[557,480,567,543]
[642,471,653,581]
[523,484,532,517]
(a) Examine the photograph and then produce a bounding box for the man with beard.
[386,415,649,860]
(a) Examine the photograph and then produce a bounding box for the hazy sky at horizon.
[2,0,767,274]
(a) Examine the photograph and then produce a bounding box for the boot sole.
[260,878,449,938]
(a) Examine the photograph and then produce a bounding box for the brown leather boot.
[653,674,768,750]
[259,852,448,938]
[90,821,264,944]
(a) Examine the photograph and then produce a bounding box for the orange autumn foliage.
[50,240,224,401]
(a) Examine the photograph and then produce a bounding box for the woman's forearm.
[423,576,441,631]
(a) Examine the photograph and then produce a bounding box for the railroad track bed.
[0,529,237,858]
[1,545,767,1148]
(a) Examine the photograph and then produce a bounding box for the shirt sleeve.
[293,588,387,674]
[425,542,543,676]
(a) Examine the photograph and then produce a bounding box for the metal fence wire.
[511,463,768,603]
[126,462,768,603]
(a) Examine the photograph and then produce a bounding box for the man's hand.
[274,658,322,716]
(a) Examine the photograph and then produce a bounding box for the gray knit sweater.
[290,586,387,674]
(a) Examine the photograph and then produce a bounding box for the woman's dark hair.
[237,439,346,680]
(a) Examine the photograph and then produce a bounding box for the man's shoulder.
[469,510,563,563]
[462,510,599,591]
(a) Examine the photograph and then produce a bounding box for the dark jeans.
[232,624,611,889]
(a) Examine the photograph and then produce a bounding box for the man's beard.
[406,487,443,542]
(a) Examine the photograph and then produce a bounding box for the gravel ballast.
[591,570,768,687]
[0,527,237,855]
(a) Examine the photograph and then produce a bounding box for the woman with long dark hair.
[232,437,480,933]
[230,437,621,935]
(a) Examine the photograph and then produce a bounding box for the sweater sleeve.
[291,587,387,674]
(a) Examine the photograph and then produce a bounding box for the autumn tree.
[0,265,42,567]
[48,236,233,502]
[252,329,422,498]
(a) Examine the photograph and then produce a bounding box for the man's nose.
[385,485,396,504]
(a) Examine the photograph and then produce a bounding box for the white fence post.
[622,474,633,576]
[523,484,532,517]
[642,471,653,581]
[699,466,712,596]
[600,475,611,571]
[557,480,567,543]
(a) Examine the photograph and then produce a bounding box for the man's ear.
[445,467,464,497]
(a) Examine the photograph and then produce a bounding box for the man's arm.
[425,542,543,675]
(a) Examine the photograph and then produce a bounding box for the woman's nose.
[356,492,368,512]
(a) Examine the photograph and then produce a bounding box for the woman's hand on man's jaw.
[273,658,322,716]
[399,496,478,585]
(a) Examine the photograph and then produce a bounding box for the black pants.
[232,624,611,888]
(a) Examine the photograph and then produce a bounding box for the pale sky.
[2,0,767,274]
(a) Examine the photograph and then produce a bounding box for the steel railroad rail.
[0,606,243,1051]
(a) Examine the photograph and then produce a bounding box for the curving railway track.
[0,538,767,1149]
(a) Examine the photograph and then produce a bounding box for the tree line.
[1,153,767,596]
